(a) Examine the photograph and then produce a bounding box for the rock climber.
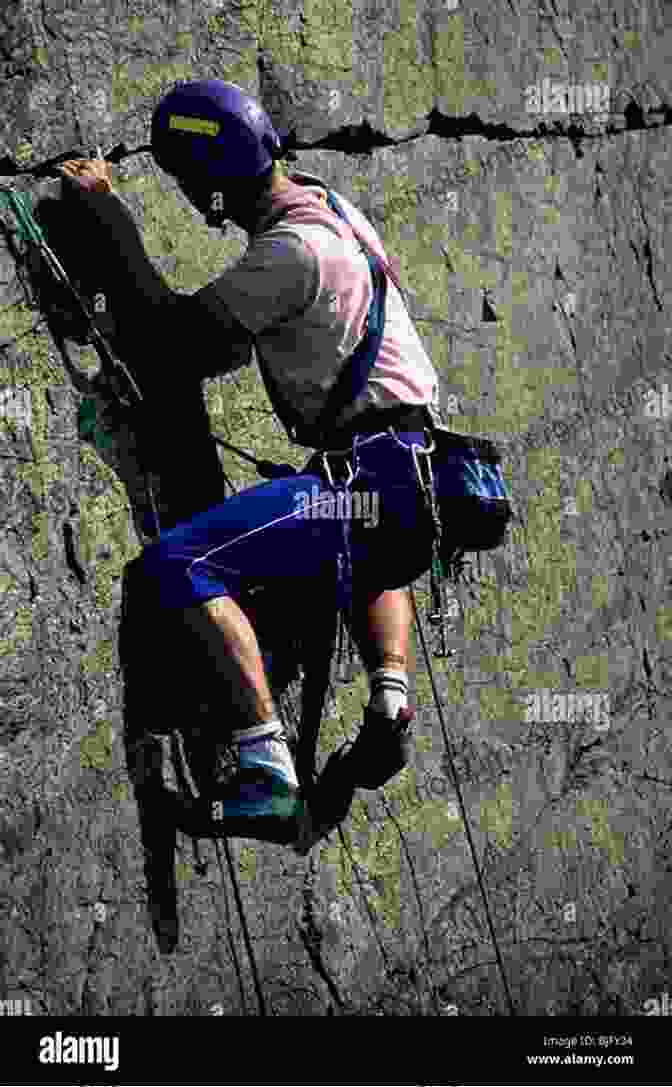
[58,79,446,848]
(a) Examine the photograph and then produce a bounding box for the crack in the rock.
[295,103,672,161]
[62,519,87,585]
[1,100,671,179]
[643,237,664,313]
[297,858,346,1011]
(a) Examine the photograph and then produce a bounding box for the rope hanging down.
[410,586,517,1016]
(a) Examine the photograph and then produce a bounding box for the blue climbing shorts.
[140,430,439,611]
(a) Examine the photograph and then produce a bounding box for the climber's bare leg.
[183,596,276,727]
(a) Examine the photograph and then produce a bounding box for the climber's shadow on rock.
[16,188,235,953]
[12,187,346,954]
[20,190,159,544]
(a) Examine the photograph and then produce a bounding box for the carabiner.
[321,452,354,490]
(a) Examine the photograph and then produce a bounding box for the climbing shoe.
[206,726,300,816]
[292,745,358,856]
[171,727,307,845]
[344,705,414,789]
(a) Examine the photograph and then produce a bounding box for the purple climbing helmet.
[151,79,285,196]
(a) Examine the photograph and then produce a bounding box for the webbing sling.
[255,190,394,449]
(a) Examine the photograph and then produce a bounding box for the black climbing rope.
[410,584,517,1017]
[214,838,268,1016]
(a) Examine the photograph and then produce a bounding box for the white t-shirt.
[196,171,440,431]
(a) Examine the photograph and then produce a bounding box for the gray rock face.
[0,0,671,1020]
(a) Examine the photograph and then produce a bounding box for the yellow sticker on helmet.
[168,115,220,137]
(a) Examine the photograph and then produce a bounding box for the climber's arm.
[59,177,254,377]
[187,288,255,378]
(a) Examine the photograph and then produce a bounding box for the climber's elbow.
[181,291,254,377]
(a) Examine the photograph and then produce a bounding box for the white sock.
[232,720,298,788]
[369,669,409,719]
[232,721,283,744]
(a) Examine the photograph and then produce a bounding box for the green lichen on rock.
[479,683,525,727]
[415,658,463,708]
[0,605,33,658]
[383,0,434,130]
[656,608,672,641]
[0,306,67,563]
[591,575,610,610]
[542,47,564,68]
[0,573,17,595]
[30,511,50,564]
[622,31,641,50]
[0,304,66,387]
[545,827,578,852]
[480,782,513,849]
[574,655,609,689]
[298,0,354,80]
[542,206,562,226]
[380,172,454,376]
[80,719,114,771]
[464,448,576,651]
[491,324,576,433]
[205,13,258,88]
[111,782,129,804]
[209,0,355,83]
[329,767,465,931]
[13,140,35,167]
[238,845,258,882]
[81,638,116,679]
[31,46,49,69]
[575,477,593,513]
[206,367,304,484]
[316,671,370,760]
[576,797,625,866]
[544,174,562,196]
[116,173,245,291]
[174,31,193,52]
[434,13,466,113]
[111,60,196,114]
[78,445,141,610]
[495,190,513,259]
